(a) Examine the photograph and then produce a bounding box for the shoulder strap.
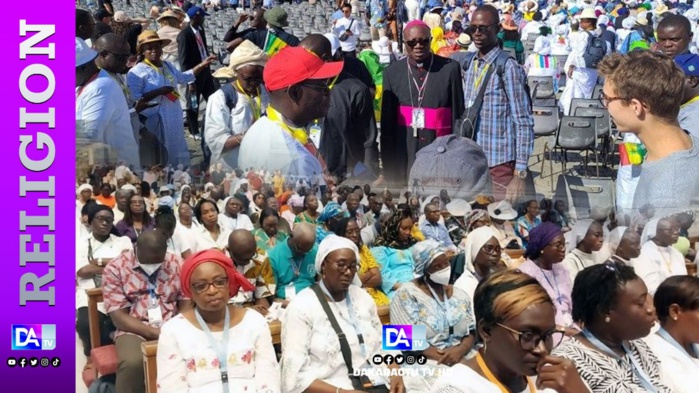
[220,83,239,111]
[462,52,476,72]
[311,285,356,375]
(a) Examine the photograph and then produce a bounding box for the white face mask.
[429,266,451,286]
[140,263,162,276]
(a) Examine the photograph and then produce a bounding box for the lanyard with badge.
[195,306,231,393]
[144,270,164,327]
[657,327,699,363]
[426,282,454,341]
[407,56,433,138]
[143,59,180,101]
[582,328,659,393]
[319,280,367,358]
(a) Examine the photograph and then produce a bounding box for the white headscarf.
[564,219,594,253]
[77,183,92,196]
[463,226,499,272]
[534,35,552,55]
[608,226,628,255]
[641,218,661,244]
[314,235,362,286]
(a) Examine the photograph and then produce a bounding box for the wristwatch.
[516,170,528,180]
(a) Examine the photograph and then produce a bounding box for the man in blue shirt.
[419,203,458,252]
[268,222,318,306]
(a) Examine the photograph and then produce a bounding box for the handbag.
[91,344,118,376]
[454,64,495,140]
[311,285,389,392]
[339,19,355,42]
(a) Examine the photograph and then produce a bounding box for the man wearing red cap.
[380,20,465,187]
[238,46,343,191]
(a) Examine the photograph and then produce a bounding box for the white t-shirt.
[333,17,362,52]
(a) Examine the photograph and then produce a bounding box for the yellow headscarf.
[430,27,448,54]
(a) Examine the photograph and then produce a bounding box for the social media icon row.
[7,357,60,368]
[372,354,427,365]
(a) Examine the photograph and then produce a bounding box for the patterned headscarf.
[412,239,447,277]
[181,250,255,299]
[373,209,417,250]
[465,209,489,232]
[318,201,345,224]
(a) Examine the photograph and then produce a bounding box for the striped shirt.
[463,47,535,171]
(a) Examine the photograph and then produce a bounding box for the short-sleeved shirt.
[268,239,318,299]
[243,27,300,51]
[229,249,277,305]
[102,249,183,339]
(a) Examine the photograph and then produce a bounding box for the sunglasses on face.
[467,24,497,34]
[105,51,130,62]
[405,38,431,48]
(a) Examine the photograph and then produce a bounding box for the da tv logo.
[11,324,56,350]
[382,325,429,351]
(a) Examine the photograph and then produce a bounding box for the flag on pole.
[263,31,287,57]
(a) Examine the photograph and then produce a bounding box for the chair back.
[574,107,610,137]
[528,76,555,99]
[533,106,560,136]
[569,98,603,116]
[591,84,605,100]
[557,116,597,150]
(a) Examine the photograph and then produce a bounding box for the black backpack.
[219,83,239,111]
[583,31,607,68]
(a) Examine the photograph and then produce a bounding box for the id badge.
[309,124,322,148]
[147,305,163,325]
[286,285,296,300]
[412,108,425,129]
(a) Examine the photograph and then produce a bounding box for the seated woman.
[154,205,192,259]
[331,217,389,306]
[607,226,641,264]
[634,217,687,295]
[115,193,155,244]
[371,208,419,299]
[561,219,604,284]
[157,250,280,392]
[645,276,699,393]
[455,225,504,288]
[295,193,321,225]
[192,199,233,253]
[517,223,577,335]
[218,195,254,231]
[552,261,673,393]
[281,235,405,393]
[431,270,584,393]
[515,200,541,249]
[391,239,476,391]
[315,201,346,244]
[252,208,288,253]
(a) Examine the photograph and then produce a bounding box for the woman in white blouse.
[157,249,280,393]
[645,276,699,393]
[634,217,687,295]
[281,235,406,393]
[561,219,604,283]
[154,205,192,260]
[192,199,232,253]
[454,226,502,311]
[218,196,254,231]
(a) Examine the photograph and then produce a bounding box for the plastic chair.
[574,107,610,137]
[528,76,555,99]
[591,84,605,100]
[569,98,603,116]
[554,116,600,180]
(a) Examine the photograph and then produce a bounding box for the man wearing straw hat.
[205,40,269,170]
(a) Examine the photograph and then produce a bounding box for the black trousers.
[76,307,116,357]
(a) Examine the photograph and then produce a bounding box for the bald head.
[136,230,168,264]
[228,229,256,258]
[94,32,128,51]
[290,222,317,256]
[300,34,333,61]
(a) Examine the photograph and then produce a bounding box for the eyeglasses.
[481,245,502,256]
[467,24,498,34]
[329,260,358,273]
[105,50,130,62]
[496,323,565,351]
[598,92,625,108]
[405,38,431,48]
[191,277,229,293]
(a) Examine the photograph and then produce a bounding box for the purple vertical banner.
[0,3,75,392]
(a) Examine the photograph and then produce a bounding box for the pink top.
[517,259,575,329]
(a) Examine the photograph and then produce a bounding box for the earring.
[673,316,678,321]
[483,341,488,354]
[604,316,611,323]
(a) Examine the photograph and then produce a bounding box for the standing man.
[178,6,219,170]
[674,54,699,138]
[657,14,693,59]
[380,20,464,188]
[463,5,534,202]
[333,3,362,57]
